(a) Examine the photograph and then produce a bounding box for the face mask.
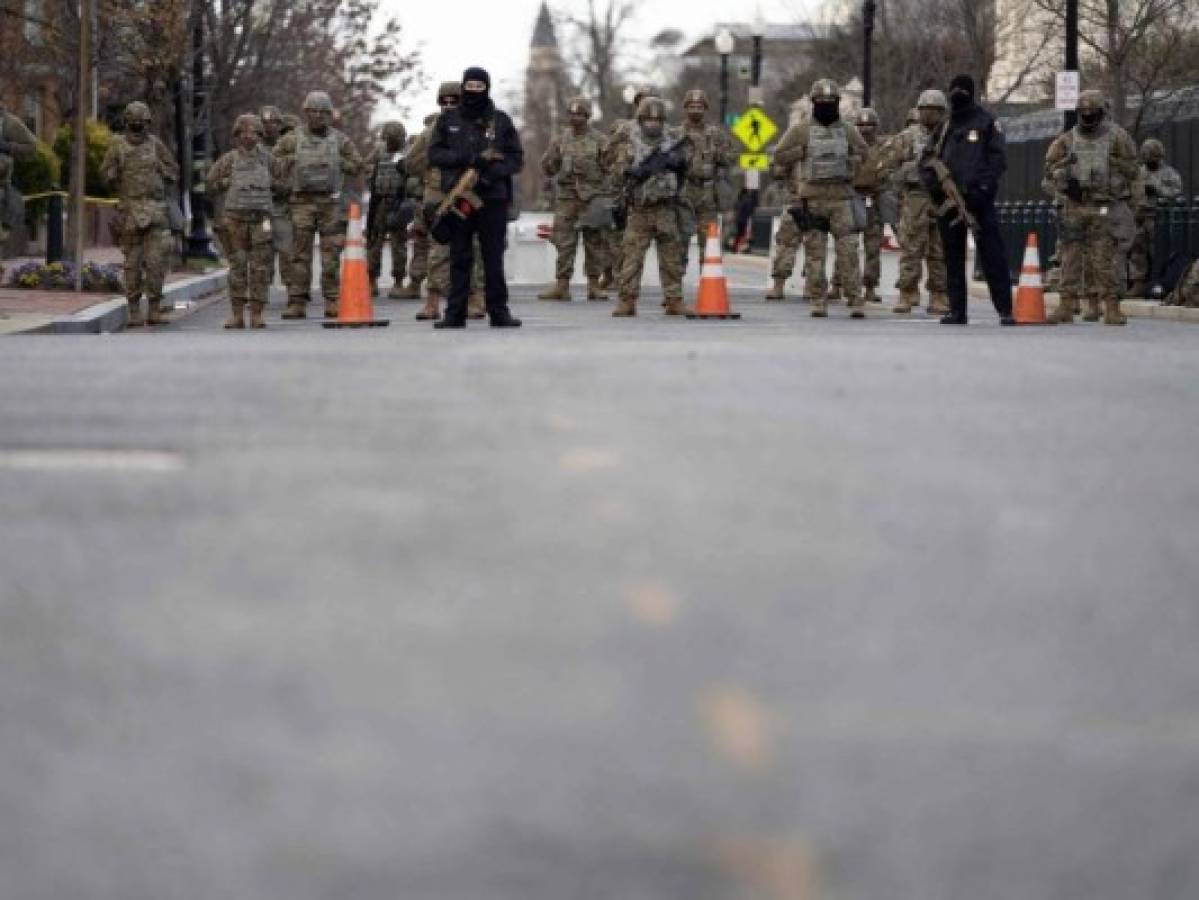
[1146,159,1161,171]
[812,102,838,126]
[686,109,704,124]
[128,122,146,135]
[950,89,971,110]
[641,122,663,140]
[1079,111,1101,130]
[462,90,488,113]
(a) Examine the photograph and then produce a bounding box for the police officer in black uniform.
[933,74,1014,325]
[428,65,524,328]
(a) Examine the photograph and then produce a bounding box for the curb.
[13,269,228,335]
[1044,292,1199,324]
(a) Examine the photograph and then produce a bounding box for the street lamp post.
[714,28,735,126]
[862,0,877,108]
[1064,0,1079,131]
[747,11,765,193]
[187,5,215,258]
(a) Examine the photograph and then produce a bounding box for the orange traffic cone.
[1013,232,1049,325]
[323,203,389,329]
[687,223,740,320]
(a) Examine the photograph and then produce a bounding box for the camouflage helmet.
[856,107,880,127]
[232,113,264,138]
[636,97,667,121]
[259,105,282,124]
[917,89,948,110]
[567,97,592,117]
[632,84,658,107]
[810,79,840,101]
[1140,138,1165,162]
[1076,90,1105,115]
[683,89,710,109]
[280,113,300,133]
[437,81,462,102]
[124,101,152,124]
[302,91,334,112]
[380,121,407,144]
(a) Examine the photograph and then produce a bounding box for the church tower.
[520,2,572,210]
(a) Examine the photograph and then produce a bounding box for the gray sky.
[383,0,819,124]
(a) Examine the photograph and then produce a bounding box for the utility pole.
[862,0,877,108]
[73,0,93,292]
[1064,0,1079,131]
[187,2,215,258]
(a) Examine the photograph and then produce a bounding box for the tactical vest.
[804,123,850,183]
[557,130,603,193]
[294,129,343,195]
[1069,126,1116,199]
[630,135,679,206]
[372,148,405,197]
[224,147,272,213]
[685,125,719,181]
[119,139,165,202]
[902,126,930,186]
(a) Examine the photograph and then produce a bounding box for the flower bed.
[7,261,124,292]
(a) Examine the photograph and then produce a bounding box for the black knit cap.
[949,74,975,100]
[462,66,491,92]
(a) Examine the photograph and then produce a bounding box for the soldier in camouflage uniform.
[271,90,363,319]
[0,99,37,250]
[405,82,486,320]
[395,125,429,299]
[538,97,609,301]
[766,102,811,301]
[877,90,949,315]
[678,89,735,272]
[852,107,886,303]
[100,101,180,327]
[603,85,657,291]
[207,113,274,329]
[364,121,410,298]
[606,97,692,317]
[258,106,294,296]
[1128,138,1183,297]
[773,79,869,318]
[1042,89,1140,325]
[1162,258,1199,307]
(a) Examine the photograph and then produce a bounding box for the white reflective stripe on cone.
[702,265,725,279]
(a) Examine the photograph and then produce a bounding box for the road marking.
[709,836,820,900]
[0,449,185,473]
[701,686,779,773]
[625,580,680,627]
[558,447,621,473]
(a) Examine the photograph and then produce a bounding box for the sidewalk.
[1,247,227,334]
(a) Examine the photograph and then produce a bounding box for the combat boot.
[663,298,693,317]
[538,279,571,301]
[467,293,486,319]
[611,297,637,317]
[369,277,379,298]
[324,301,339,319]
[281,299,307,319]
[1127,281,1146,298]
[224,300,246,329]
[928,292,949,316]
[825,285,842,302]
[145,299,169,326]
[249,301,266,329]
[1082,298,1101,322]
[863,284,880,304]
[765,277,787,300]
[810,299,828,318]
[415,291,441,321]
[893,291,917,314]
[1050,296,1075,324]
[597,269,614,290]
[386,280,407,299]
[587,277,607,300]
[126,299,144,327]
[1103,298,1127,325]
[393,278,423,299]
[848,298,866,319]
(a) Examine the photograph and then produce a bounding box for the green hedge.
[52,119,115,198]
[12,140,62,217]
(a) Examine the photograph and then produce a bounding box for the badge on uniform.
[967,130,980,142]
[1099,206,1108,216]
[263,219,272,234]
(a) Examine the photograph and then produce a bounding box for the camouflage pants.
[619,203,683,303]
[1059,204,1120,300]
[409,206,430,283]
[771,213,802,280]
[802,196,861,302]
[1127,214,1155,289]
[606,224,624,277]
[860,195,882,288]
[681,187,719,266]
[550,198,605,280]
[120,223,170,302]
[428,234,484,296]
[223,213,274,303]
[896,190,946,293]
[270,209,294,290]
[289,198,345,304]
[367,220,408,283]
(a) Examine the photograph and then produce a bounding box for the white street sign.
[1056,71,1080,111]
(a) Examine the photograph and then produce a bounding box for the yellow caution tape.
[21,190,120,206]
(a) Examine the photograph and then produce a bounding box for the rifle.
[614,137,686,227]
[923,156,979,235]
[427,168,480,244]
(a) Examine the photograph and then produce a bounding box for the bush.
[7,260,123,292]
[12,140,62,218]
[52,119,115,199]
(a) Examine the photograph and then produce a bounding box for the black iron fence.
[995,197,1199,295]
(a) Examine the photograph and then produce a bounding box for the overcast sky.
[384,0,820,123]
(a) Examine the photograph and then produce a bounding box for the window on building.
[24,0,45,46]
[23,92,44,139]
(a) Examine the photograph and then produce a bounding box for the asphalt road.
[3,275,1199,900]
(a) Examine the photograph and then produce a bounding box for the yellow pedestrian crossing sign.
[739,153,769,171]
[731,107,777,152]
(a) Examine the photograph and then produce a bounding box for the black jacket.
[937,102,1006,206]
[428,100,524,203]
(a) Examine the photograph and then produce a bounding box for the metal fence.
[995,198,1199,294]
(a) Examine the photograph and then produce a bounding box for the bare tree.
[559,0,638,124]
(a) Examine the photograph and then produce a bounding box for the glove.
[627,162,649,181]
[1065,177,1084,204]
[1145,184,1159,199]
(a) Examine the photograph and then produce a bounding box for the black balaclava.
[461,66,492,120]
[813,100,839,126]
[949,74,975,112]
